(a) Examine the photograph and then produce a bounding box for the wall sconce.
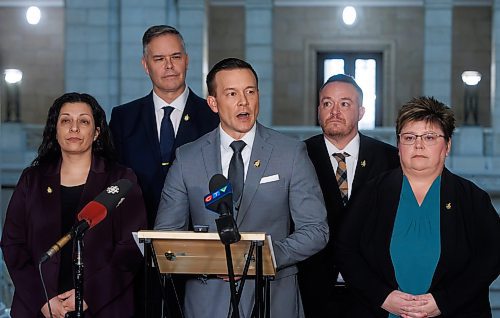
[342,6,357,26]
[461,71,481,126]
[26,6,41,25]
[4,69,23,122]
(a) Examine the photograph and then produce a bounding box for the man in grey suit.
[154,58,329,318]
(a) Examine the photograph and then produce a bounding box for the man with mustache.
[109,25,219,317]
[298,74,400,317]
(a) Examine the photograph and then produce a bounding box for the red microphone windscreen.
[77,201,107,229]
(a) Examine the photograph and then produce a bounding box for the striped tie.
[333,152,350,205]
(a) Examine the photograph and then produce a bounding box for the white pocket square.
[260,174,279,184]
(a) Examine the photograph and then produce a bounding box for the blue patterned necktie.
[160,106,175,167]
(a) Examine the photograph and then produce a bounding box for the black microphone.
[39,179,134,264]
[205,174,234,215]
[205,174,240,245]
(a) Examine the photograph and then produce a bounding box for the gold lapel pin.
[47,186,53,194]
[254,160,261,168]
[183,114,190,121]
[446,202,452,210]
[360,160,366,167]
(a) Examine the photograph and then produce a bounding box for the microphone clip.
[215,214,241,245]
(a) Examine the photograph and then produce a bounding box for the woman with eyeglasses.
[335,96,500,318]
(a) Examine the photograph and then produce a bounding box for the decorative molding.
[0,0,490,8]
[304,38,396,126]
[210,0,492,7]
[0,0,63,7]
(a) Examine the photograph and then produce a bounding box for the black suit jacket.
[335,167,500,317]
[109,89,219,227]
[298,133,400,317]
[0,156,147,317]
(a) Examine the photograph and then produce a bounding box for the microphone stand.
[224,243,240,318]
[73,229,85,318]
[215,210,241,318]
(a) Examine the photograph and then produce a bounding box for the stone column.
[492,0,500,156]
[65,0,117,115]
[65,0,168,116]
[118,0,167,105]
[245,0,273,126]
[178,0,207,97]
[422,0,453,106]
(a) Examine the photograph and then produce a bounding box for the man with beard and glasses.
[298,74,400,317]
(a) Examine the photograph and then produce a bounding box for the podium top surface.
[138,230,267,241]
[138,230,276,276]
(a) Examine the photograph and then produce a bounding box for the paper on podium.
[138,231,276,277]
[132,232,144,256]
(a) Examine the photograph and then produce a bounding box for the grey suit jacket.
[155,123,329,318]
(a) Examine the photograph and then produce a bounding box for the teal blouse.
[388,175,441,318]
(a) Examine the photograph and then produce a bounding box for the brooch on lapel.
[254,160,261,168]
[360,160,366,168]
[183,114,190,121]
[445,202,452,210]
[47,186,53,194]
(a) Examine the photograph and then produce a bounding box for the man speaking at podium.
[154,58,328,318]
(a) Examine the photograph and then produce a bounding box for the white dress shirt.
[219,123,257,182]
[152,86,189,140]
[323,133,360,199]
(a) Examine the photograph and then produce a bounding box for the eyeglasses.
[398,133,445,145]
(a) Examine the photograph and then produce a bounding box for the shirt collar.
[324,133,360,159]
[220,123,257,151]
[152,86,189,112]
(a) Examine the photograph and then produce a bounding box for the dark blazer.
[0,155,147,317]
[298,133,399,317]
[109,89,219,227]
[335,167,500,318]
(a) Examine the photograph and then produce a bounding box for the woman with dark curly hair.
[1,92,147,317]
[336,96,500,318]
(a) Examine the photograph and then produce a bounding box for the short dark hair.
[142,25,186,55]
[206,58,259,96]
[320,74,363,105]
[32,92,116,166]
[396,96,456,142]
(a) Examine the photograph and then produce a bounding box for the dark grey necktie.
[228,140,246,202]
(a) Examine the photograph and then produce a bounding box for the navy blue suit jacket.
[109,89,219,227]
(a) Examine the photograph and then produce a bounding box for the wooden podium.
[138,231,277,318]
